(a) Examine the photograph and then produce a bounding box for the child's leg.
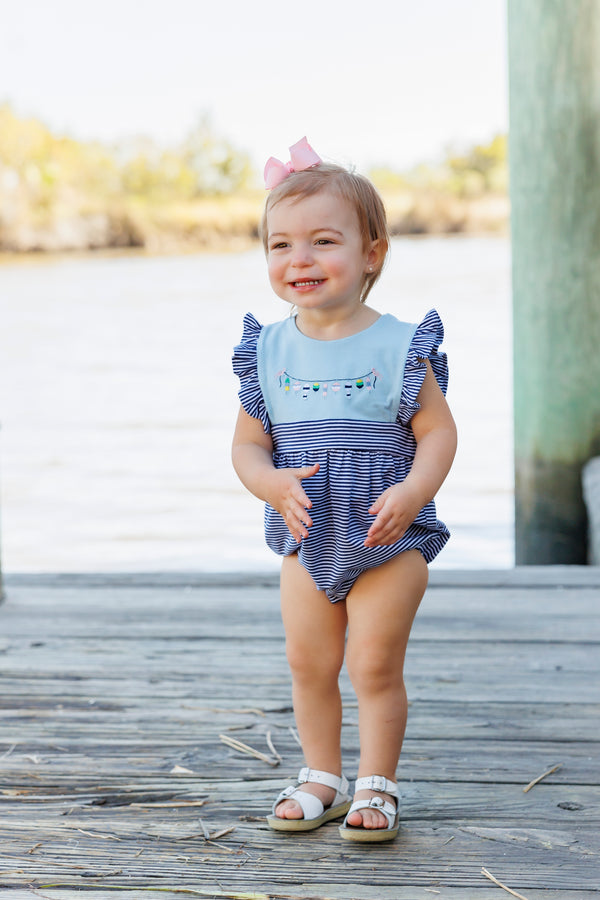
[275,553,348,819]
[345,549,428,829]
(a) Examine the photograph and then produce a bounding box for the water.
[0,237,513,573]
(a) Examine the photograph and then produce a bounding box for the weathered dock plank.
[2,892,600,900]
[1,640,598,704]
[0,568,599,899]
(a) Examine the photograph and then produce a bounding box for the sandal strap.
[344,795,398,830]
[354,774,398,798]
[273,785,325,820]
[272,768,350,819]
[298,767,349,795]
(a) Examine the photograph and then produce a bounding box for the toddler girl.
[232,138,457,842]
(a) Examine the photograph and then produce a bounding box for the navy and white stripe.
[266,419,449,602]
[272,419,414,456]
[232,315,271,433]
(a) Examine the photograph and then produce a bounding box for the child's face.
[266,190,377,314]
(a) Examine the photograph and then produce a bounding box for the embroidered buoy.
[276,369,377,400]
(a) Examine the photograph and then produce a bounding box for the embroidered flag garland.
[277,368,381,399]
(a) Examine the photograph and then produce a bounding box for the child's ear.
[366,239,383,271]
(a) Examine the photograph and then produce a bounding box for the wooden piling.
[508,0,600,562]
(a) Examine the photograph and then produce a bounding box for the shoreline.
[0,192,509,257]
[0,229,509,268]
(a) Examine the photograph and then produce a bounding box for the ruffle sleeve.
[397,308,448,426]
[232,313,271,434]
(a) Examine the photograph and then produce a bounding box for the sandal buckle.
[370,796,385,809]
[298,767,311,784]
[369,774,388,792]
[280,785,296,799]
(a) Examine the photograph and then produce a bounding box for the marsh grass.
[0,103,508,253]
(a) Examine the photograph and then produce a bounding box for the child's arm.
[364,362,457,548]
[232,406,319,543]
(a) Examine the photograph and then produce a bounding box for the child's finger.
[290,520,309,542]
[368,486,391,516]
[296,505,313,529]
[285,501,313,537]
[369,496,385,516]
[292,486,313,511]
[365,525,405,547]
[367,506,391,534]
[294,463,320,480]
[365,509,403,545]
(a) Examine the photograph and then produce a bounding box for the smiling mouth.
[291,279,324,287]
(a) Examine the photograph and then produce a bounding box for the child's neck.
[295,305,380,341]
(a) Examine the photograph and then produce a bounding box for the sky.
[1,0,508,176]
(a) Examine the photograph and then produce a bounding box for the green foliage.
[370,133,508,199]
[0,105,119,209]
[445,134,508,195]
[0,106,508,249]
[368,167,409,192]
[181,117,253,196]
[0,104,254,215]
[115,118,253,200]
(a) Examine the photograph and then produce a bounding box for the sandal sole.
[339,824,399,842]
[266,801,351,832]
[339,814,400,843]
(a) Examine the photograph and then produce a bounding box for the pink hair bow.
[263,136,322,189]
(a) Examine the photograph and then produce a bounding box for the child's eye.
[315,238,334,245]
[270,241,289,251]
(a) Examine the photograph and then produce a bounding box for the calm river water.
[0,237,513,573]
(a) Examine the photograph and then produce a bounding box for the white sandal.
[339,774,400,842]
[266,767,351,832]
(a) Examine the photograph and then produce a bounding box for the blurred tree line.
[370,134,507,198]
[0,105,257,250]
[0,104,252,204]
[0,104,508,251]
[370,135,508,235]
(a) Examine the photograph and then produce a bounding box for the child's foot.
[339,775,399,842]
[345,788,396,829]
[275,783,335,819]
[267,769,351,832]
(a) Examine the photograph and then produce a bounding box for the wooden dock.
[0,568,599,900]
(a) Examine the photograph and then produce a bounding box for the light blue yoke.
[257,314,417,426]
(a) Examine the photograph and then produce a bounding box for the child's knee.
[285,637,343,684]
[346,644,403,694]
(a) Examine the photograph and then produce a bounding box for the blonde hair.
[261,163,389,302]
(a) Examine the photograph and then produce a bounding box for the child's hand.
[265,463,320,543]
[364,482,424,548]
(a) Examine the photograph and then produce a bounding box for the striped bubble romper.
[232,309,450,603]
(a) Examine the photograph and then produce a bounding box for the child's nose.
[291,244,313,266]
